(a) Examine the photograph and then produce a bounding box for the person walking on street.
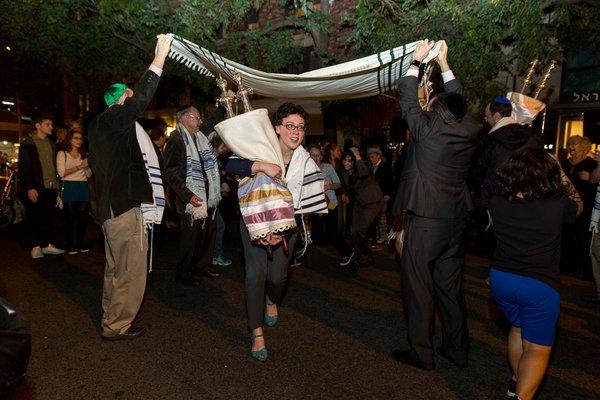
[391,40,480,370]
[88,34,172,341]
[163,106,222,286]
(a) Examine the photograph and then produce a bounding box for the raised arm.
[436,40,463,95]
[398,40,436,141]
[101,34,173,131]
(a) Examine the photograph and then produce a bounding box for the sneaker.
[580,294,600,305]
[339,251,355,267]
[78,248,90,253]
[507,376,517,398]
[30,246,44,259]
[212,255,232,266]
[42,244,65,255]
[67,250,78,255]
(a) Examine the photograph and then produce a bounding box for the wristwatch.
[411,59,422,68]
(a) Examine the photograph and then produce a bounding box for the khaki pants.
[101,208,148,335]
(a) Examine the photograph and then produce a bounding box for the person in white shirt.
[56,129,92,254]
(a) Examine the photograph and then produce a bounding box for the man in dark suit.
[89,34,172,341]
[391,40,480,370]
[163,106,221,287]
[367,146,394,246]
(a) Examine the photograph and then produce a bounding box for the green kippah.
[103,83,127,106]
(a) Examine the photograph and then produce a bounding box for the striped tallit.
[286,145,327,214]
[238,172,297,241]
[168,35,441,100]
[135,122,165,227]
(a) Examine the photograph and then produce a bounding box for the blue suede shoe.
[251,334,268,362]
[264,298,278,327]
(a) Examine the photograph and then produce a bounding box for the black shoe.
[175,276,201,286]
[202,269,221,278]
[580,294,600,305]
[435,346,468,368]
[506,375,517,398]
[339,251,355,267]
[392,350,435,371]
[102,325,146,341]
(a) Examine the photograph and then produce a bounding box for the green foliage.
[342,0,600,105]
[0,0,597,111]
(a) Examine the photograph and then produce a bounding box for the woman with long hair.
[56,129,92,254]
[489,148,581,399]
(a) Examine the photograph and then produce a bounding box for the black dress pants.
[176,210,216,279]
[64,201,89,251]
[24,188,57,249]
[240,220,298,330]
[401,214,469,367]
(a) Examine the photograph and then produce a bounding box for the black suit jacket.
[88,69,159,224]
[17,137,56,193]
[163,130,196,215]
[392,75,480,219]
[373,160,394,199]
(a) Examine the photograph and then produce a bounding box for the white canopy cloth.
[168,34,440,100]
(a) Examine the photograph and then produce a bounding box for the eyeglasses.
[282,123,306,132]
[187,114,203,120]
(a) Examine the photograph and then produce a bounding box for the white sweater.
[56,151,92,181]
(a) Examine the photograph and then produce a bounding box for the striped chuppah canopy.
[167,35,437,100]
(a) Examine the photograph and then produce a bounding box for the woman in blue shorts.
[489,148,581,400]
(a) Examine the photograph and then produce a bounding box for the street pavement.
[1,221,599,400]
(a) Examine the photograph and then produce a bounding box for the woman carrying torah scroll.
[225,102,327,362]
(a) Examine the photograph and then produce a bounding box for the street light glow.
[5,46,10,51]
[1,101,15,106]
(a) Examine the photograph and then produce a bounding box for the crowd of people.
[7,36,599,400]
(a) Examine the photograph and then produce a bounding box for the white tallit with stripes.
[168,35,441,100]
[286,145,327,214]
[135,122,165,227]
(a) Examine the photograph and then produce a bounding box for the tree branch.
[540,0,600,11]
[112,32,149,53]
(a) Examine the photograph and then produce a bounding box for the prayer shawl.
[590,186,600,233]
[489,116,519,133]
[135,122,165,227]
[178,123,221,221]
[215,109,296,240]
[168,35,441,100]
[286,145,327,214]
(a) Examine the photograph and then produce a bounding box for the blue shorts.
[489,268,560,346]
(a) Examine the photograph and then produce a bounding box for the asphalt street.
[1,221,599,400]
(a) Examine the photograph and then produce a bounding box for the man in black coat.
[88,34,172,341]
[391,40,480,370]
[471,96,542,208]
[17,113,65,258]
[163,106,221,286]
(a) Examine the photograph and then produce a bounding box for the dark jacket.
[392,75,480,219]
[342,160,383,207]
[163,130,196,215]
[88,69,159,224]
[373,160,394,199]
[470,123,542,207]
[17,137,55,193]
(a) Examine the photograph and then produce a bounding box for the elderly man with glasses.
[164,106,222,286]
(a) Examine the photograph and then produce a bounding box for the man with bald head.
[163,106,222,287]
